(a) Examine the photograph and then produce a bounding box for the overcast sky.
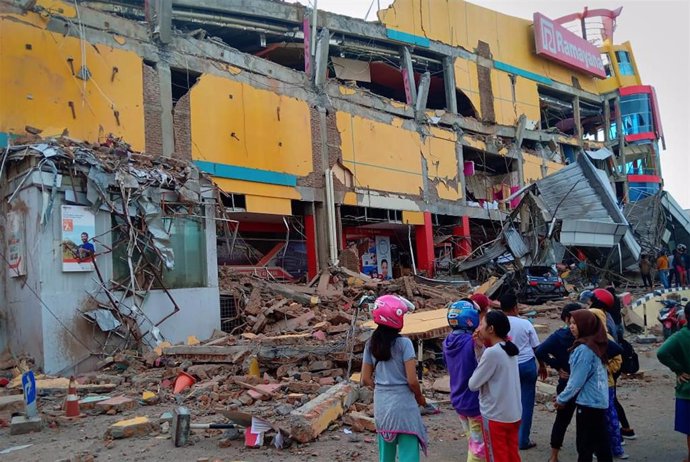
[293,0,690,208]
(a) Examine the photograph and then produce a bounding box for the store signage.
[533,13,606,78]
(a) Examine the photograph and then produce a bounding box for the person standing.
[657,250,671,289]
[555,310,612,462]
[657,302,690,462]
[605,287,624,343]
[444,301,485,462]
[535,303,582,462]
[362,295,428,462]
[639,254,653,289]
[674,245,687,288]
[469,310,522,462]
[499,293,541,450]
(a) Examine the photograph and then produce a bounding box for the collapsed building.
[0,0,673,372]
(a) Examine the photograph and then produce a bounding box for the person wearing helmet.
[361,295,429,462]
[579,290,594,305]
[443,300,485,462]
[469,310,522,462]
[587,288,618,337]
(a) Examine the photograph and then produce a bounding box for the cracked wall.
[378,0,600,94]
[0,11,145,150]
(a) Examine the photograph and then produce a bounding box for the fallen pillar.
[288,382,358,443]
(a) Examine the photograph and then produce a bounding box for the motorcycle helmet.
[591,288,615,309]
[578,290,594,304]
[447,300,480,332]
[371,295,415,330]
[470,293,491,311]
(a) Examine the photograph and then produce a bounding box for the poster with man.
[61,205,96,272]
[376,235,392,280]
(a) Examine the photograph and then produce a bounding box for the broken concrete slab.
[343,411,376,433]
[96,396,138,414]
[78,395,112,410]
[0,395,25,413]
[432,375,451,393]
[10,415,43,435]
[536,381,557,404]
[289,382,358,443]
[105,416,159,439]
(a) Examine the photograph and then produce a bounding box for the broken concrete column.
[288,382,358,443]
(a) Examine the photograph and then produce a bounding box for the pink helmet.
[372,295,415,330]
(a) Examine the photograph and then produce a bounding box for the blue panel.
[386,29,431,47]
[193,160,297,187]
[0,132,16,148]
[494,61,553,85]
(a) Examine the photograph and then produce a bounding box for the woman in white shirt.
[469,310,522,462]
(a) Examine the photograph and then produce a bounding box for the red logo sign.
[533,13,606,78]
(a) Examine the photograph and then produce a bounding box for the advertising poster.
[360,237,377,277]
[7,211,26,277]
[376,235,392,280]
[61,205,96,272]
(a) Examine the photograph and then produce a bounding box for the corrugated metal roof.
[534,155,640,268]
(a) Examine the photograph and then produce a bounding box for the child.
[444,300,484,462]
[657,301,690,462]
[499,293,540,450]
[555,310,612,462]
[362,295,428,462]
[469,310,522,462]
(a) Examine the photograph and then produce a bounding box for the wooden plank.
[363,307,451,340]
[475,276,497,295]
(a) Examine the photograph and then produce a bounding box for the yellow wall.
[596,42,642,94]
[337,112,424,195]
[491,70,541,127]
[0,12,145,150]
[523,153,564,183]
[422,128,462,200]
[380,0,601,93]
[190,74,313,177]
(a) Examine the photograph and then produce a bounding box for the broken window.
[170,68,200,104]
[601,53,612,78]
[539,87,602,136]
[112,215,207,290]
[620,93,653,136]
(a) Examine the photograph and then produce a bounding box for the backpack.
[619,338,640,374]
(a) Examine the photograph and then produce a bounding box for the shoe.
[614,453,630,460]
[621,428,637,440]
[621,440,626,446]
[519,442,537,450]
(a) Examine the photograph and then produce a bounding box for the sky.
[293,0,690,208]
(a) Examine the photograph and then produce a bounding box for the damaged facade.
[0,0,669,371]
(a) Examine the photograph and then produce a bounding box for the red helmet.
[470,293,491,311]
[372,295,415,330]
[591,288,614,309]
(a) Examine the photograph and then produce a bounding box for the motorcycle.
[658,298,688,339]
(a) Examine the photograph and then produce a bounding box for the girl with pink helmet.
[362,294,429,462]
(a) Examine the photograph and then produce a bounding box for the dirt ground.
[1,318,685,462]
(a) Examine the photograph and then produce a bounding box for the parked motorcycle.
[658,298,688,339]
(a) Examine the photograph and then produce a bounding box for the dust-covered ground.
[1,320,684,462]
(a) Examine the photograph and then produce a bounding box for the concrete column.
[314,202,329,271]
[452,216,472,257]
[415,211,435,277]
[573,95,583,147]
[400,47,417,106]
[305,211,318,281]
[615,95,629,202]
[443,56,458,114]
[156,63,175,157]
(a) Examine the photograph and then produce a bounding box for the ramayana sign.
[533,13,606,78]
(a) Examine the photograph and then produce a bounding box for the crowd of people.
[360,286,671,462]
[641,244,689,289]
